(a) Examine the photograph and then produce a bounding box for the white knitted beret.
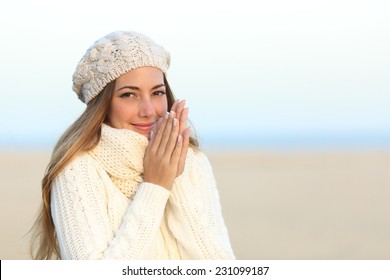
[72,31,170,103]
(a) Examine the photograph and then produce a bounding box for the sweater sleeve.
[167,151,235,259]
[50,155,169,259]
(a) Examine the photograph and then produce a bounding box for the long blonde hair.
[30,75,198,259]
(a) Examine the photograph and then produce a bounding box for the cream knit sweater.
[51,124,235,259]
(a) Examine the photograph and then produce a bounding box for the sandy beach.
[1,149,389,259]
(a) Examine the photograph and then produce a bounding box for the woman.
[31,31,235,259]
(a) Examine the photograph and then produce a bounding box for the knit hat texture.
[72,31,170,103]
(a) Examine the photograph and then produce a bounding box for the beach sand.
[1,149,389,259]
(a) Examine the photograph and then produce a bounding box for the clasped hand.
[143,100,191,190]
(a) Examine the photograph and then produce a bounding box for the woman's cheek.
[153,97,168,116]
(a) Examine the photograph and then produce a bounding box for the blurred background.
[0,0,389,259]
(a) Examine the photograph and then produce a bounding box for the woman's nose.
[138,97,155,117]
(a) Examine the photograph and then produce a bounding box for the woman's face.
[106,67,168,138]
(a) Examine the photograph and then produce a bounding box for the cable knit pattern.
[50,124,235,259]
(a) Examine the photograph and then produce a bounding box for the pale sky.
[0,0,389,148]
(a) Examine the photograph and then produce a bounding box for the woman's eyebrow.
[116,83,165,91]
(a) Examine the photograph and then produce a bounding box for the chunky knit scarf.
[89,123,148,198]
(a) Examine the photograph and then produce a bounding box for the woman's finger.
[150,113,169,152]
[149,117,163,142]
[171,134,183,166]
[170,99,179,113]
[177,126,191,176]
[175,100,185,125]
[157,111,176,153]
[179,107,189,136]
[164,117,180,158]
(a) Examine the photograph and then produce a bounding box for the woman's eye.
[120,92,135,98]
[153,91,166,96]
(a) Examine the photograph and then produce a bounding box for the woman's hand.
[143,100,190,190]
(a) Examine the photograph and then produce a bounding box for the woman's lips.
[131,122,155,132]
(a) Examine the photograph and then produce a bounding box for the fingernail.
[173,118,177,126]
[165,112,169,119]
[177,135,182,143]
[170,111,176,118]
